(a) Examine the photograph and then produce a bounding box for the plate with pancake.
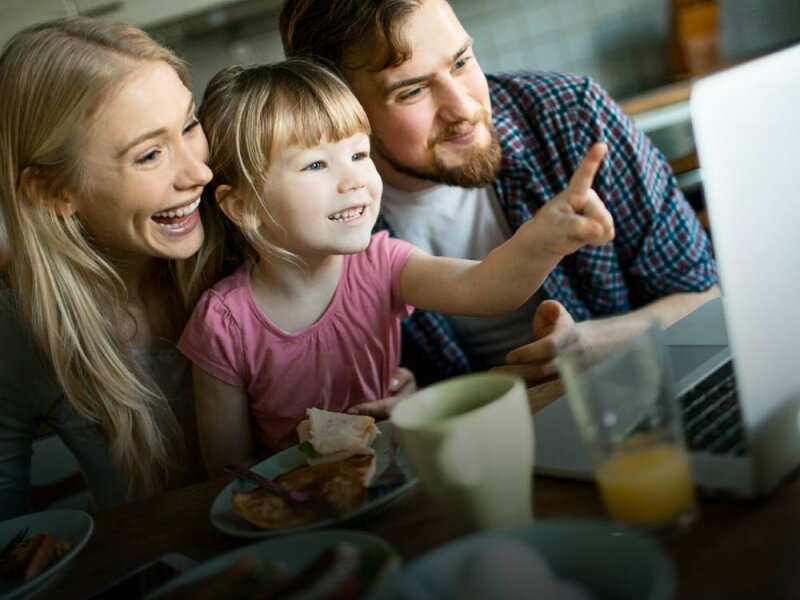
[210,420,417,538]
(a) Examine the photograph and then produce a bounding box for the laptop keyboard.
[679,361,748,456]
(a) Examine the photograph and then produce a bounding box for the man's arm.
[493,284,721,383]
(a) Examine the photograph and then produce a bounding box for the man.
[280,0,720,396]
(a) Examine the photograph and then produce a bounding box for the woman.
[0,17,230,518]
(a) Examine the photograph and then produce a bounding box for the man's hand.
[346,367,417,418]
[491,299,579,384]
[524,143,615,257]
[492,286,723,385]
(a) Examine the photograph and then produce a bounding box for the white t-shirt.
[381,183,542,369]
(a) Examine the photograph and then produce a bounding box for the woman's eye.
[352,152,369,161]
[135,150,160,165]
[303,161,325,171]
[183,118,201,134]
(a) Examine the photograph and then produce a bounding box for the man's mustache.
[428,109,492,147]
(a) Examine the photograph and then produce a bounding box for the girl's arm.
[401,143,613,316]
[192,365,254,478]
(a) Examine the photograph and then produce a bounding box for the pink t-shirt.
[178,231,415,457]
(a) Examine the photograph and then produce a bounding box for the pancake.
[231,453,376,530]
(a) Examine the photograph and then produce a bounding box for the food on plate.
[165,542,396,600]
[231,454,376,530]
[0,531,72,582]
[296,408,380,465]
[266,542,395,600]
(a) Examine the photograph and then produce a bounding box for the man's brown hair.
[279,0,424,75]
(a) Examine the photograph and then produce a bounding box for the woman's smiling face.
[71,60,212,264]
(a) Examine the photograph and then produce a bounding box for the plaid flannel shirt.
[374,70,718,384]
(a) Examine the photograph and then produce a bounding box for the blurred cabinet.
[0,0,257,48]
[74,0,243,28]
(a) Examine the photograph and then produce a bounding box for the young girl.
[179,59,613,475]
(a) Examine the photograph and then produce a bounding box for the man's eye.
[303,161,325,171]
[397,87,422,102]
[352,152,369,161]
[135,150,160,165]
[454,56,470,70]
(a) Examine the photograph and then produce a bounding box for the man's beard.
[373,112,502,188]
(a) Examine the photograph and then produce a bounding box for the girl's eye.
[183,118,201,134]
[352,152,369,161]
[303,161,326,171]
[135,150,160,165]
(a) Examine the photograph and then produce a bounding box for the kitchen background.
[153,0,800,101]
[1,0,799,101]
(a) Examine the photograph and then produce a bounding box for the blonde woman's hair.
[198,59,371,264]
[0,17,225,498]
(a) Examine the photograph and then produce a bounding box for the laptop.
[534,43,800,498]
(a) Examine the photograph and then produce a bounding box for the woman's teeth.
[152,197,201,229]
[328,206,365,223]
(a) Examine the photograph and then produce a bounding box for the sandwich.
[296,408,380,465]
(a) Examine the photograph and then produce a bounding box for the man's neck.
[373,153,436,193]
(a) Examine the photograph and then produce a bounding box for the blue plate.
[210,420,417,538]
[0,509,94,600]
[144,529,397,599]
[367,518,675,600]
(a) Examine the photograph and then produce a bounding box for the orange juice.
[595,444,695,526]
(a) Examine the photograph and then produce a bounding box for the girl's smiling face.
[71,60,212,266]
[256,133,382,261]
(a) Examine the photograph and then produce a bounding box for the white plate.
[368,518,675,600]
[210,420,417,538]
[144,529,396,600]
[0,509,94,600]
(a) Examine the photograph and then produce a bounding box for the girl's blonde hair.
[199,59,371,264]
[0,17,225,498]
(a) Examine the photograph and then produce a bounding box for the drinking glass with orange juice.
[557,324,697,533]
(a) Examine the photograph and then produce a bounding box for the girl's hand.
[525,143,614,257]
[346,367,417,418]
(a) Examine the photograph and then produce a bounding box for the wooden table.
[41,381,800,600]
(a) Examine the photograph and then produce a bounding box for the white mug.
[391,373,534,533]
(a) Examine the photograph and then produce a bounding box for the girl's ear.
[215,185,261,230]
[19,167,77,217]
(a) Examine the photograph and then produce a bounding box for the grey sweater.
[0,290,200,519]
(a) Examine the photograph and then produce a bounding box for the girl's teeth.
[329,206,365,222]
